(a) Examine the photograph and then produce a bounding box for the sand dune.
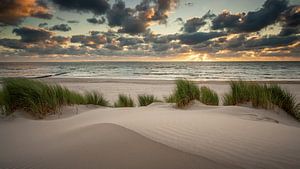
[1,102,300,169]
[0,122,233,169]
[1,79,300,169]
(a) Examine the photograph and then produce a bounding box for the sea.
[0,62,299,81]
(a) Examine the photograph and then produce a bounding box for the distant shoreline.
[38,77,300,84]
[1,77,300,84]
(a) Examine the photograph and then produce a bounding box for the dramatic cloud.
[0,0,52,25]
[106,0,179,34]
[212,0,288,33]
[51,36,70,44]
[0,0,299,61]
[38,22,48,27]
[118,16,148,34]
[87,17,106,24]
[136,0,179,24]
[179,32,226,45]
[181,10,215,33]
[279,6,300,36]
[51,0,110,15]
[0,38,27,49]
[13,26,53,42]
[49,24,72,32]
[244,35,299,49]
[118,37,144,46]
[71,34,107,48]
[106,0,133,27]
[68,20,80,24]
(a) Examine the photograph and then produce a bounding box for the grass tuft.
[0,78,110,118]
[171,79,200,108]
[224,80,300,120]
[114,94,135,107]
[164,94,176,103]
[138,94,159,106]
[199,86,219,105]
[84,91,109,106]
[0,89,3,106]
[0,89,4,114]
[1,78,87,118]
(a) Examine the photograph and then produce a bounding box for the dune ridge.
[1,102,300,169]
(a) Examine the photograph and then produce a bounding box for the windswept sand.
[1,78,300,169]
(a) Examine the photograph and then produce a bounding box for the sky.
[0,0,299,62]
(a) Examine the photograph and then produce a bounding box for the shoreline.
[40,77,300,84]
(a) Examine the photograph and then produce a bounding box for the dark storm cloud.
[87,17,106,24]
[49,24,72,32]
[244,35,299,49]
[68,20,80,24]
[181,10,215,33]
[0,0,52,25]
[0,38,26,49]
[152,43,170,51]
[71,34,107,48]
[178,32,226,45]
[279,6,300,36]
[104,44,123,50]
[106,0,179,34]
[175,17,184,24]
[51,0,110,15]
[13,26,53,43]
[118,16,148,34]
[89,31,101,36]
[212,0,289,33]
[51,36,70,44]
[38,22,48,28]
[136,0,179,24]
[118,37,144,46]
[206,33,299,52]
[106,0,134,27]
[31,12,53,20]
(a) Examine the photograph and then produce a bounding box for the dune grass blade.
[223,80,300,120]
[138,94,159,106]
[0,89,4,114]
[164,94,176,103]
[223,93,235,106]
[1,78,86,118]
[249,84,272,109]
[199,86,219,105]
[84,91,109,106]
[114,94,135,107]
[173,79,200,108]
[230,80,251,105]
[0,89,3,106]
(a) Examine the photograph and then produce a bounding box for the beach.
[1,78,300,169]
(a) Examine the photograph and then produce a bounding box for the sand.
[1,78,300,169]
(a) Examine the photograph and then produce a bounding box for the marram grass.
[199,86,219,105]
[168,79,200,108]
[0,78,110,118]
[0,89,3,106]
[138,94,159,106]
[114,94,135,107]
[164,94,176,103]
[84,91,109,106]
[166,79,219,107]
[223,80,300,120]
[0,89,4,114]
